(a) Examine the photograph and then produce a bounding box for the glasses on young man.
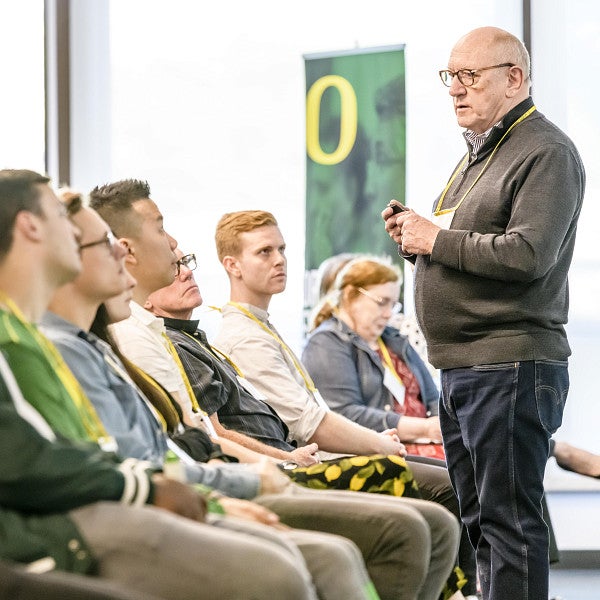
[357,287,402,314]
[79,230,121,257]
[438,63,514,87]
[176,253,197,275]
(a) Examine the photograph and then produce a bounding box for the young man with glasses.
[383,27,585,600]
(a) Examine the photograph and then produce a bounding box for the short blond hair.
[215,210,278,261]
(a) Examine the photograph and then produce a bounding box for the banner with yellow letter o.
[304,45,406,280]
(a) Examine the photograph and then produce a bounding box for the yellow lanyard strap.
[0,293,110,444]
[228,302,318,393]
[161,332,217,437]
[377,337,404,386]
[434,105,537,216]
[161,332,201,412]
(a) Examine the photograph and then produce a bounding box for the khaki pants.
[71,501,374,600]
[257,485,460,600]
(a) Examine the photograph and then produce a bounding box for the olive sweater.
[412,98,585,369]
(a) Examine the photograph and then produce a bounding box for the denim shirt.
[40,312,260,500]
[302,317,439,431]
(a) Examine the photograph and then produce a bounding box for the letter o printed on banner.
[306,75,357,165]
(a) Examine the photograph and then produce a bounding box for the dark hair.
[89,179,151,238]
[90,304,182,433]
[0,169,50,256]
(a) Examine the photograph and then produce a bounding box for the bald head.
[453,26,530,85]
[446,26,531,133]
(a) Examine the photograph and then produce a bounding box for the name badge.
[382,366,406,406]
[236,375,267,401]
[189,412,219,439]
[98,435,119,454]
[431,210,455,231]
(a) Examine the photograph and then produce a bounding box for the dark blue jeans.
[439,360,568,600]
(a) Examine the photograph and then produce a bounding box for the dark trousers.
[439,360,568,600]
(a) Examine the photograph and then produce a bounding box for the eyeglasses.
[357,287,402,314]
[438,63,515,87]
[79,230,121,256]
[176,253,197,275]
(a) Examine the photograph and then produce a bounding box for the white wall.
[0,1,45,172]
[94,0,522,344]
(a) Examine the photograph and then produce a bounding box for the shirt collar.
[40,311,112,357]
[463,96,535,156]
[224,302,270,323]
[463,122,501,155]
[130,300,165,333]
[41,310,85,337]
[163,316,201,336]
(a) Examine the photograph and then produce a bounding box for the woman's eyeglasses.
[357,287,402,314]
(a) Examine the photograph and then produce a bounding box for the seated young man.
[211,211,458,505]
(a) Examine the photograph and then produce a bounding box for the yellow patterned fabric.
[287,454,421,498]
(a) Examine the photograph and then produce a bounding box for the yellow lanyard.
[0,293,110,444]
[161,332,201,412]
[181,330,245,377]
[434,105,537,216]
[161,332,217,437]
[377,337,404,386]
[228,302,318,393]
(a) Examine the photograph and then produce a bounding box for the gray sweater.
[413,98,585,369]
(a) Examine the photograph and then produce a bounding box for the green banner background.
[304,46,406,272]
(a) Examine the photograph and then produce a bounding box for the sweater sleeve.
[0,357,155,514]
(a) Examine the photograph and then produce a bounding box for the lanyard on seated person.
[377,337,404,386]
[162,332,217,438]
[181,330,245,377]
[227,302,329,410]
[377,337,407,406]
[181,330,267,401]
[0,292,114,450]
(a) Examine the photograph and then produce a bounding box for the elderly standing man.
[383,26,585,600]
